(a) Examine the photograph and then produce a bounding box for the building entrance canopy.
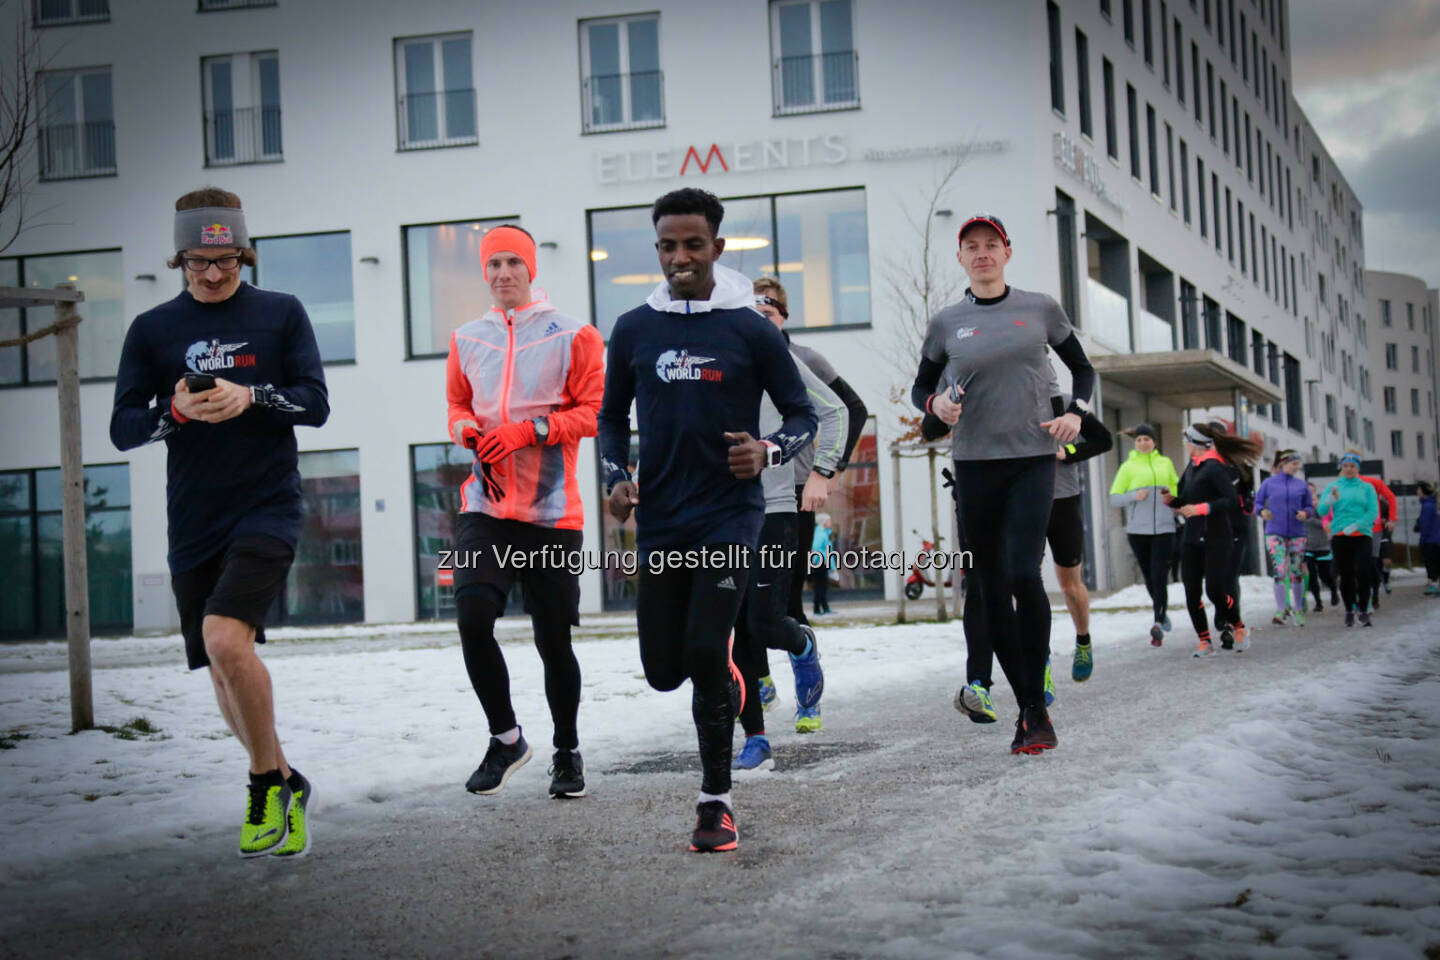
[1091,349,1283,408]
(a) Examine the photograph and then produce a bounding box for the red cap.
[480,225,537,282]
[958,214,1010,248]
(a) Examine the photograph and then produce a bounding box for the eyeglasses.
[180,255,242,272]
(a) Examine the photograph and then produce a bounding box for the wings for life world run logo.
[655,349,723,383]
[186,339,256,372]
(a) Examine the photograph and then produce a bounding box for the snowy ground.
[1,573,1438,958]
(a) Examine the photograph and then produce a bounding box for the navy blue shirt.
[598,303,817,554]
[110,283,329,573]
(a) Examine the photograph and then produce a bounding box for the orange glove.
[452,418,482,450]
[476,420,536,463]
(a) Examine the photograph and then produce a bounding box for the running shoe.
[758,674,778,712]
[1010,715,1027,753]
[954,681,998,724]
[1162,613,1173,632]
[239,778,290,858]
[1330,592,1341,607]
[548,749,587,799]
[465,734,532,795]
[795,705,822,733]
[271,772,312,859]
[1425,584,1440,596]
[1193,639,1215,658]
[1233,625,1251,652]
[788,627,823,709]
[1149,624,1164,647]
[1313,600,1323,612]
[1344,610,1355,627]
[689,800,738,853]
[734,735,774,771]
[1218,626,1235,650]
[1271,613,1286,626]
[1292,607,1306,628]
[1016,707,1058,754]
[1384,580,1392,595]
[1043,658,1056,707]
[1071,643,1093,683]
[1358,611,1373,627]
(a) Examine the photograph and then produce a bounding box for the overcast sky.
[1290,0,1440,290]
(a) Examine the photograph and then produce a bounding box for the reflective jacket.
[1109,448,1181,535]
[446,298,604,529]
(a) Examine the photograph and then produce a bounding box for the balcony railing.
[774,51,860,115]
[38,121,116,179]
[1136,307,1175,352]
[397,89,478,150]
[1086,277,1131,352]
[582,70,665,134]
[204,106,283,166]
[34,0,109,26]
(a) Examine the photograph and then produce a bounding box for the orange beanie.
[480,225,537,281]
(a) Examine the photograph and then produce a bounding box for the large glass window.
[815,420,882,596]
[0,463,131,638]
[771,0,858,115]
[38,67,115,179]
[404,217,518,357]
[247,232,355,363]
[395,33,476,150]
[411,442,473,620]
[278,449,362,624]
[202,51,282,165]
[587,188,870,340]
[1,248,124,384]
[34,0,109,26]
[580,14,663,133]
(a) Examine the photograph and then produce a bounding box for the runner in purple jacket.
[1255,450,1314,626]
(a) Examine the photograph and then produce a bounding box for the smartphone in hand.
[184,372,217,392]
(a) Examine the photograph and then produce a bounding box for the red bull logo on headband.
[200,223,233,245]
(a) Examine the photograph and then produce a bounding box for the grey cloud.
[1290,0,1440,86]
[1346,122,1440,220]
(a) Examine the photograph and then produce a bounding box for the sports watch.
[813,466,836,479]
[532,416,550,443]
[763,440,782,469]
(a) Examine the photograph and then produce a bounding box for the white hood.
[645,263,759,314]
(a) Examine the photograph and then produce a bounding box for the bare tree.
[0,0,47,254]
[880,148,969,443]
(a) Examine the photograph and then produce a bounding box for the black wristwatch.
[813,466,836,479]
[532,416,550,443]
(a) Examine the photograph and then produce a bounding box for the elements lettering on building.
[1052,131,1127,216]
[186,338,256,372]
[597,136,848,183]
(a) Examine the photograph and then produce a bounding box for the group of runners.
[110,184,1433,860]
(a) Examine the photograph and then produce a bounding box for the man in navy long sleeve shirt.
[598,188,816,854]
[109,188,327,860]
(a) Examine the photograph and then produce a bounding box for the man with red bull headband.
[110,188,329,859]
[444,224,605,800]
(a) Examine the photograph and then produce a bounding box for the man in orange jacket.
[444,224,605,800]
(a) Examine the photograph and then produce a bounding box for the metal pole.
[929,446,948,622]
[55,286,93,733]
[892,445,906,624]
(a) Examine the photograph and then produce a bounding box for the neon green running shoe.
[795,705,822,733]
[1072,643,1093,682]
[239,778,290,858]
[1043,658,1056,707]
[271,772,313,859]
[1291,607,1305,627]
[954,681,998,723]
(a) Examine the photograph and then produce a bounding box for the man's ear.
[713,236,726,257]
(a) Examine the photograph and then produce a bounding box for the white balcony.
[1086,277,1130,352]
[1136,308,1175,352]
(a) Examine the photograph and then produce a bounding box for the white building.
[0,0,1368,637]
[1364,271,1440,487]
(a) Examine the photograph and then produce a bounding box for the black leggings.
[953,455,1055,712]
[1180,539,1237,638]
[736,515,809,737]
[1330,535,1372,613]
[637,548,750,795]
[788,491,815,626]
[1424,543,1440,582]
[1304,552,1336,604]
[1127,533,1175,625]
[456,584,581,750]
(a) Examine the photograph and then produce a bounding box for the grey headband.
[174,206,249,252]
[1183,424,1213,448]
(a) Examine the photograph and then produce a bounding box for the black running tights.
[637,549,751,795]
[736,515,808,737]
[1305,553,1336,604]
[1330,534,1372,613]
[1127,533,1175,625]
[1180,540,1237,637]
[456,584,581,750]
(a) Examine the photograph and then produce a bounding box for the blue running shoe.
[758,674,778,712]
[1072,643,1093,682]
[1043,658,1056,707]
[789,627,823,709]
[1162,613,1173,632]
[733,735,774,771]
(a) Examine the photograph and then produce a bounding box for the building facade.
[1364,271,1440,487]
[0,0,1374,637]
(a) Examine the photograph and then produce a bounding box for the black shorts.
[172,535,294,671]
[1046,495,1085,568]
[450,512,583,625]
[1375,536,1392,560]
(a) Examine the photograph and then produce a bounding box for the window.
[1127,85,1141,178]
[1103,58,1117,159]
[1227,312,1246,365]
[588,187,870,340]
[1076,30,1092,137]
[246,232,354,363]
[1325,393,1336,432]
[1179,140,1190,223]
[1362,418,1373,451]
[1212,172,1221,250]
[1207,61,1216,138]
[1344,406,1355,442]
[581,13,663,132]
[0,249,123,384]
[281,450,362,624]
[395,33,476,150]
[1412,388,1421,416]
[1383,386,1396,414]
[1237,200,1246,269]
[1391,430,1403,458]
[771,0,858,115]
[1101,0,1111,17]
[1220,79,1229,151]
[404,217,519,358]
[1380,299,1392,326]
[1251,329,1265,377]
[37,67,114,179]
[1191,42,1202,123]
[1413,345,1421,373]
[1196,156,1205,234]
[202,51,281,165]
[1166,124,1176,210]
[1407,302,1415,329]
[33,0,108,25]
[1147,105,1160,196]
[1123,0,1135,44]
[1161,4,1170,84]
[1142,0,1153,65]
[1385,343,1397,370]
[0,464,131,638]
[1048,3,1065,113]
[1173,19,1184,101]
[1225,186,1234,262]
[1284,353,1302,432]
[411,443,471,620]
